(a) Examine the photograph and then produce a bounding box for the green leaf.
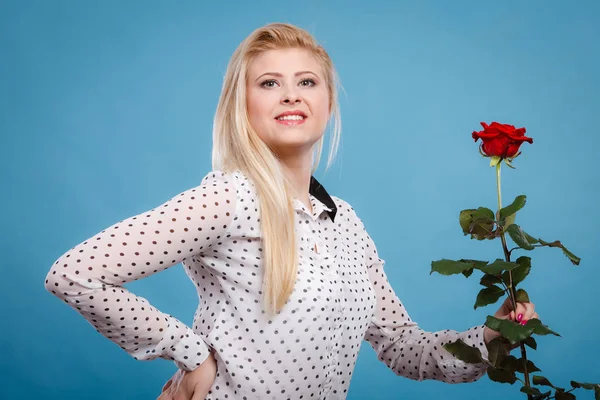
[486,337,510,368]
[523,231,540,244]
[473,207,495,220]
[507,256,532,287]
[485,316,535,345]
[500,355,519,373]
[475,286,505,309]
[571,382,600,399]
[459,209,475,233]
[504,213,516,229]
[480,273,504,287]
[555,391,576,400]
[482,259,520,275]
[504,158,517,169]
[462,268,474,278]
[533,390,553,400]
[430,259,475,276]
[459,259,489,271]
[528,319,561,337]
[499,195,527,225]
[515,288,530,303]
[571,381,600,390]
[460,259,490,278]
[538,239,581,266]
[506,224,535,250]
[520,386,543,396]
[459,208,496,240]
[523,336,538,350]
[516,358,541,373]
[533,375,555,388]
[487,366,517,384]
[443,339,483,364]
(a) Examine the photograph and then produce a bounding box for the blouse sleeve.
[44,171,236,372]
[361,225,490,383]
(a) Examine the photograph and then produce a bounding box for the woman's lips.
[275,117,306,126]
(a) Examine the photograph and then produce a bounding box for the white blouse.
[45,170,489,400]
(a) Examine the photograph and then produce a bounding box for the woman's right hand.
[157,351,217,400]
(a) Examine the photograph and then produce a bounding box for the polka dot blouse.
[45,170,489,399]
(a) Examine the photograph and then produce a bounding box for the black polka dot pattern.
[44,172,236,372]
[361,226,489,384]
[45,170,489,399]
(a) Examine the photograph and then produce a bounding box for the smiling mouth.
[275,115,306,125]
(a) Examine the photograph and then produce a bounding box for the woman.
[44,23,537,400]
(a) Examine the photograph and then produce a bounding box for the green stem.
[495,161,532,399]
[545,388,578,400]
[496,161,502,210]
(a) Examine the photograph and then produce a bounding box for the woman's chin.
[270,139,322,156]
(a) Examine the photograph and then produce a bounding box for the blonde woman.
[44,23,538,400]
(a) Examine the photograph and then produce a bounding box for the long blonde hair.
[211,23,342,315]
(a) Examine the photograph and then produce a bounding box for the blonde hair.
[212,23,342,315]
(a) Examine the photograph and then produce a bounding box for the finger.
[515,302,536,324]
[495,297,514,320]
[522,302,536,320]
[162,378,173,393]
[157,391,171,400]
[502,296,514,311]
[172,387,191,400]
[513,302,529,322]
[516,302,534,320]
[508,310,515,321]
[174,391,188,400]
[172,372,186,396]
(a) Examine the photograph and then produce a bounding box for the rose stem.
[496,161,532,397]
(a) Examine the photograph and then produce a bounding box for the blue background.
[1,0,598,398]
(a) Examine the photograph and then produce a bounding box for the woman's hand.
[157,351,217,400]
[483,296,539,347]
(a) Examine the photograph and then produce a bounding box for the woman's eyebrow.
[254,70,318,82]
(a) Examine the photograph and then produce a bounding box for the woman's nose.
[281,90,301,104]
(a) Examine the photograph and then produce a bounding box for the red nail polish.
[517,314,523,322]
[520,319,527,325]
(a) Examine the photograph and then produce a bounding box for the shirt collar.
[309,176,337,222]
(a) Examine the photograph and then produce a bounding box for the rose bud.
[472,122,533,159]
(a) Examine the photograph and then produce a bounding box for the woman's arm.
[44,171,236,372]
[361,226,489,383]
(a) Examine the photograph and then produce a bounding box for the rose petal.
[473,122,532,157]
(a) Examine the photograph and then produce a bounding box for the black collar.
[309,176,337,222]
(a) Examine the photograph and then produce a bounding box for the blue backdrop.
[1,0,598,398]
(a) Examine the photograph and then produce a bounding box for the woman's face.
[246,48,330,157]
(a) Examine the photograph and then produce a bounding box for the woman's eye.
[260,79,278,88]
[259,78,315,88]
[300,78,316,87]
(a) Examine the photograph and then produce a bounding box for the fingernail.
[520,319,527,325]
[517,314,523,322]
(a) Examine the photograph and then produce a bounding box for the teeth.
[277,115,305,121]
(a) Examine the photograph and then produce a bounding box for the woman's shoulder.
[200,169,241,184]
[199,169,254,192]
[329,194,365,227]
[201,168,259,211]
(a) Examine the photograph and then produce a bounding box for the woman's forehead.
[248,48,323,77]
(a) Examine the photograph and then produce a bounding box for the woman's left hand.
[483,296,539,346]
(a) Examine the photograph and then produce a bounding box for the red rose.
[472,122,533,158]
